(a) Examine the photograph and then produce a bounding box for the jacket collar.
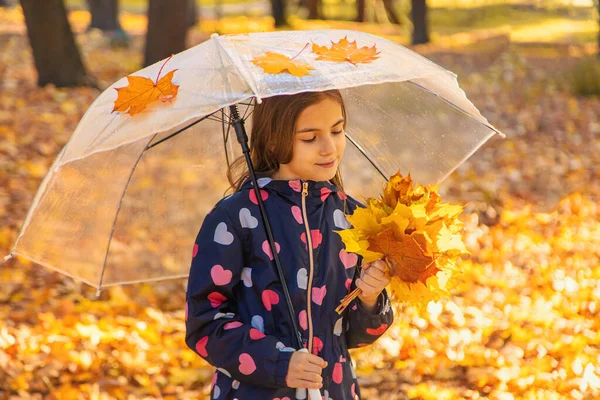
[240,173,339,204]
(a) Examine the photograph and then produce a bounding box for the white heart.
[296,388,307,400]
[213,385,220,399]
[333,209,351,229]
[217,367,231,377]
[214,312,235,320]
[239,208,258,229]
[350,365,357,379]
[214,222,234,245]
[232,380,240,389]
[257,177,272,188]
[334,317,343,336]
[242,267,252,287]
[275,342,295,352]
[297,268,308,290]
[324,390,330,400]
[251,315,264,332]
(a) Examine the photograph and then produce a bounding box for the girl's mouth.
[316,160,336,168]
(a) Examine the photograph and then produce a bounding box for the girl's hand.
[356,259,390,309]
[286,351,327,389]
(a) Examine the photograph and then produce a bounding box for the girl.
[185,90,394,400]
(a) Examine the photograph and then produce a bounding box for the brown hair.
[225,90,347,196]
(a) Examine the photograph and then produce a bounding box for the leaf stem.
[156,54,174,84]
[291,43,310,61]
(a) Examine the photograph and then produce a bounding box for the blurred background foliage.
[1,0,600,399]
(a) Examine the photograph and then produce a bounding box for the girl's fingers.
[361,273,387,287]
[306,354,327,368]
[302,362,323,375]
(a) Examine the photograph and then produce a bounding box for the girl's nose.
[320,135,337,155]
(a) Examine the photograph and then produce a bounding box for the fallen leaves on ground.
[1,5,600,400]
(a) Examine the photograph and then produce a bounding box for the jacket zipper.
[301,181,315,354]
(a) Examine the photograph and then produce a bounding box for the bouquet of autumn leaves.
[334,171,469,314]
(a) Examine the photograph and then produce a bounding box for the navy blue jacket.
[185,174,394,399]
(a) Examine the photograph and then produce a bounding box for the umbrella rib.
[344,132,387,181]
[145,112,218,150]
[97,133,159,295]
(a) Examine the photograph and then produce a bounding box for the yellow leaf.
[311,36,380,65]
[113,55,179,116]
[251,51,315,77]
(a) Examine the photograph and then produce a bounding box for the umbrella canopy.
[4,29,503,291]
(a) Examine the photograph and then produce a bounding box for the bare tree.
[383,0,402,25]
[87,0,120,31]
[411,0,430,45]
[144,0,190,67]
[19,0,95,87]
[596,0,599,57]
[356,0,365,22]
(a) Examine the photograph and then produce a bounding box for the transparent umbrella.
[3,29,504,295]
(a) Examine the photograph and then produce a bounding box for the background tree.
[19,0,95,87]
[356,0,365,22]
[87,0,130,47]
[411,0,430,45]
[187,0,198,29]
[144,0,190,67]
[307,0,320,19]
[596,0,599,57]
[271,0,287,27]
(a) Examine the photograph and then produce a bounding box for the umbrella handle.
[297,348,323,400]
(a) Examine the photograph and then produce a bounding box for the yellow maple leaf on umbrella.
[251,51,315,77]
[113,55,179,116]
[311,36,380,65]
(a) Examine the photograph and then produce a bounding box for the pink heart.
[291,206,303,224]
[333,362,343,384]
[299,310,308,330]
[338,191,348,201]
[195,336,209,357]
[211,265,233,286]
[357,343,369,347]
[261,289,280,311]
[185,301,188,321]
[351,304,358,311]
[223,321,243,330]
[212,371,218,386]
[274,398,291,400]
[351,383,357,397]
[300,229,322,250]
[312,285,327,306]
[320,187,332,202]
[238,353,257,375]
[339,249,358,269]
[249,328,266,340]
[289,180,301,192]
[249,189,268,205]
[345,278,352,292]
[312,337,323,355]
[366,323,388,336]
[262,240,281,260]
[192,244,198,258]
[207,292,227,308]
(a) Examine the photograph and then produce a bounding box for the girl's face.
[273,97,346,182]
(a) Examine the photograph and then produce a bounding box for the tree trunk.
[596,0,599,57]
[0,0,12,7]
[383,0,401,25]
[356,0,365,22]
[144,0,189,67]
[187,0,198,29]
[411,0,430,45]
[87,0,120,31]
[307,0,319,19]
[19,0,95,87]
[271,0,287,27]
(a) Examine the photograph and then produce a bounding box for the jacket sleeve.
[342,194,394,349]
[185,204,293,388]
[345,272,394,349]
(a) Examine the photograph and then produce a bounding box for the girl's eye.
[300,130,343,143]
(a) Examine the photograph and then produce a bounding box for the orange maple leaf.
[311,36,380,66]
[113,55,179,116]
[251,48,315,77]
[369,228,437,284]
